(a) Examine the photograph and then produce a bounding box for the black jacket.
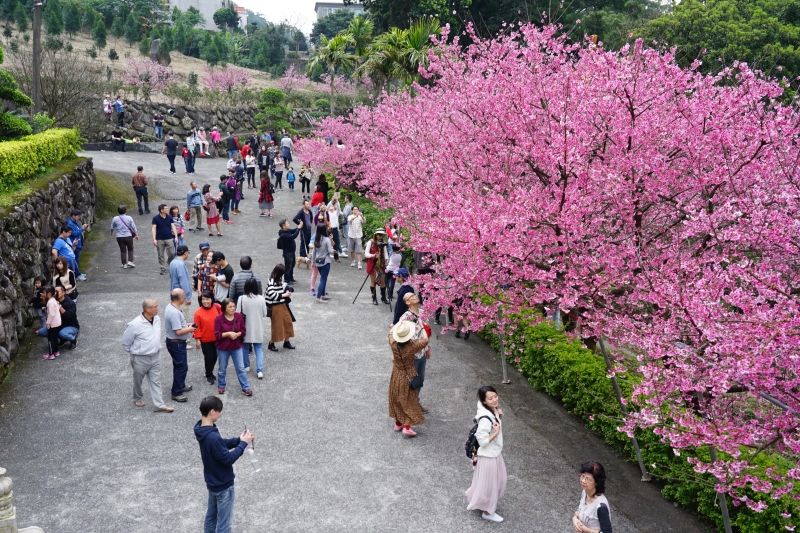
[60,296,80,329]
[292,209,313,233]
[226,135,237,151]
[278,228,300,253]
[392,285,415,325]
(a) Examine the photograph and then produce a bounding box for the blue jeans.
[220,200,230,221]
[217,348,250,391]
[166,340,188,397]
[204,485,235,533]
[231,197,240,211]
[73,249,83,276]
[243,343,263,373]
[37,326,79,341]
[317,262,330,298]
[154,125,163,140]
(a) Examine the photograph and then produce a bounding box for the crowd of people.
[36,125,615,532]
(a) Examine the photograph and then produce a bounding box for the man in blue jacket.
[66,210,89,281]
[195,396,254,533]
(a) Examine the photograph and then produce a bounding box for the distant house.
[166,0,248,32]
[233,5,248,31]
[314,2,363,20]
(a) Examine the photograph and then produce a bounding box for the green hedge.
[478,315,798,533]
[0,128,82,191]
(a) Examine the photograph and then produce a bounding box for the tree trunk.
[330,67,335,116]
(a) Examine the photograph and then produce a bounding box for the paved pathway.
[0,151,710,532]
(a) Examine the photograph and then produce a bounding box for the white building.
[166,0,248,32]
[313,2,363,20]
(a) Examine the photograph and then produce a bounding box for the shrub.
[313,97,329,110]
[0,128,81,191]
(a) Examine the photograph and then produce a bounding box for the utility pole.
[32,0,43,113]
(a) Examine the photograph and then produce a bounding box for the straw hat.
[392,321,415,343]
[374,228,387,236]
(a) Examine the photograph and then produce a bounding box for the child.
[43,286,61,359]
[170,206,185,246]
[194,396,254,533]
[286,166,296,191]
[182,145,192,174]
[30,276,46,331]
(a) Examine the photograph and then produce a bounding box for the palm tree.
[346,15,374,58]
[356,28,406,96]
[399,17,441,84]
[307,33,357,116]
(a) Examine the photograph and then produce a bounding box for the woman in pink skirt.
[466,385,506,523]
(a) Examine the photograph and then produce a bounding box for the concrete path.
[0,151,710,532]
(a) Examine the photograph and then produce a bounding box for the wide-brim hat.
[392,321,415,343]
[374,228,387,236]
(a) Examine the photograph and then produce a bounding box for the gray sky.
[236,0,319,34]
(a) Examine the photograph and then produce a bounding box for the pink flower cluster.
[123,58,174,98]
[278,64,312,93]
[299,23,800,510]
[202,66,251,93]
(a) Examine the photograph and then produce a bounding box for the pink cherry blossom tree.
[299,22,800,518]
[202,65,251,94]
[123,58,174,101]
[278,64,310,94]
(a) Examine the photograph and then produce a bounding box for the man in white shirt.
[121,299,173,412]
[347,206,365,269]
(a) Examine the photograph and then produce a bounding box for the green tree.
[293,30,307,52]
[201,35,221,65]
[110,16,123,40]
[173,20,186,51]
[124,14,139,46]
[3,26,11,41]
[254,87,293,132]
[138,36,150,56]
[108,48,118,60]
[0,0,16,22]
[345,14,373,57]
[398,17,440,82]
[183,6,205,28]
[13,2,27,34]
[637,0,800,82]
[357,27,405,95]
[92,18,106,49]
[62,1,80,36]
[310,9,353,44]
[44,0,63,35]
[212,7,238,32]
[81,8,97,33]
[307,33,357,115]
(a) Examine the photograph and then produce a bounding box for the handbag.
[184,209,190,221]
[314,241,327,265]
[402,361,424,390]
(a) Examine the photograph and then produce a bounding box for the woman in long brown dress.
[264,263,296,352]
[388,320,430,437]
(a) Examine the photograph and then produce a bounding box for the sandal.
[208,233,213,237]
[134,401,145,407]
[217,233,223,237]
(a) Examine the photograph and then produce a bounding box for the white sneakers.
[358,263,363,270]
[127,261,135,268]
[350,261,356,267]
[340,252,349,257]
[482,513,503,523]
[257,371,263,379]
[244,367,250,373]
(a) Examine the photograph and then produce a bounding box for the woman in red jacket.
[193,291,221,385]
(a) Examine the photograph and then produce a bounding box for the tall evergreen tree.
[44,0,63,35]
[124,14,139,46]
[81,8,96,33]
[13,1,27,33]
[173,20,186,52]
[92,18,106,49]
[62,1,80,36]
[110,16,123,40]
[0,0,16,22]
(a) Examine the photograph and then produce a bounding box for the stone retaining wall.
[0,159,97,382]
[96,102,316,142]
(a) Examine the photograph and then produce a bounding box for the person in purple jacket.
[194,396,254,533]
[213,298,252,396]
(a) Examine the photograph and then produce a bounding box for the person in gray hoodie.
[121,298,173,413]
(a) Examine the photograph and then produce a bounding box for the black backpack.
[465,415,495,459]
[276,231,284,250]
